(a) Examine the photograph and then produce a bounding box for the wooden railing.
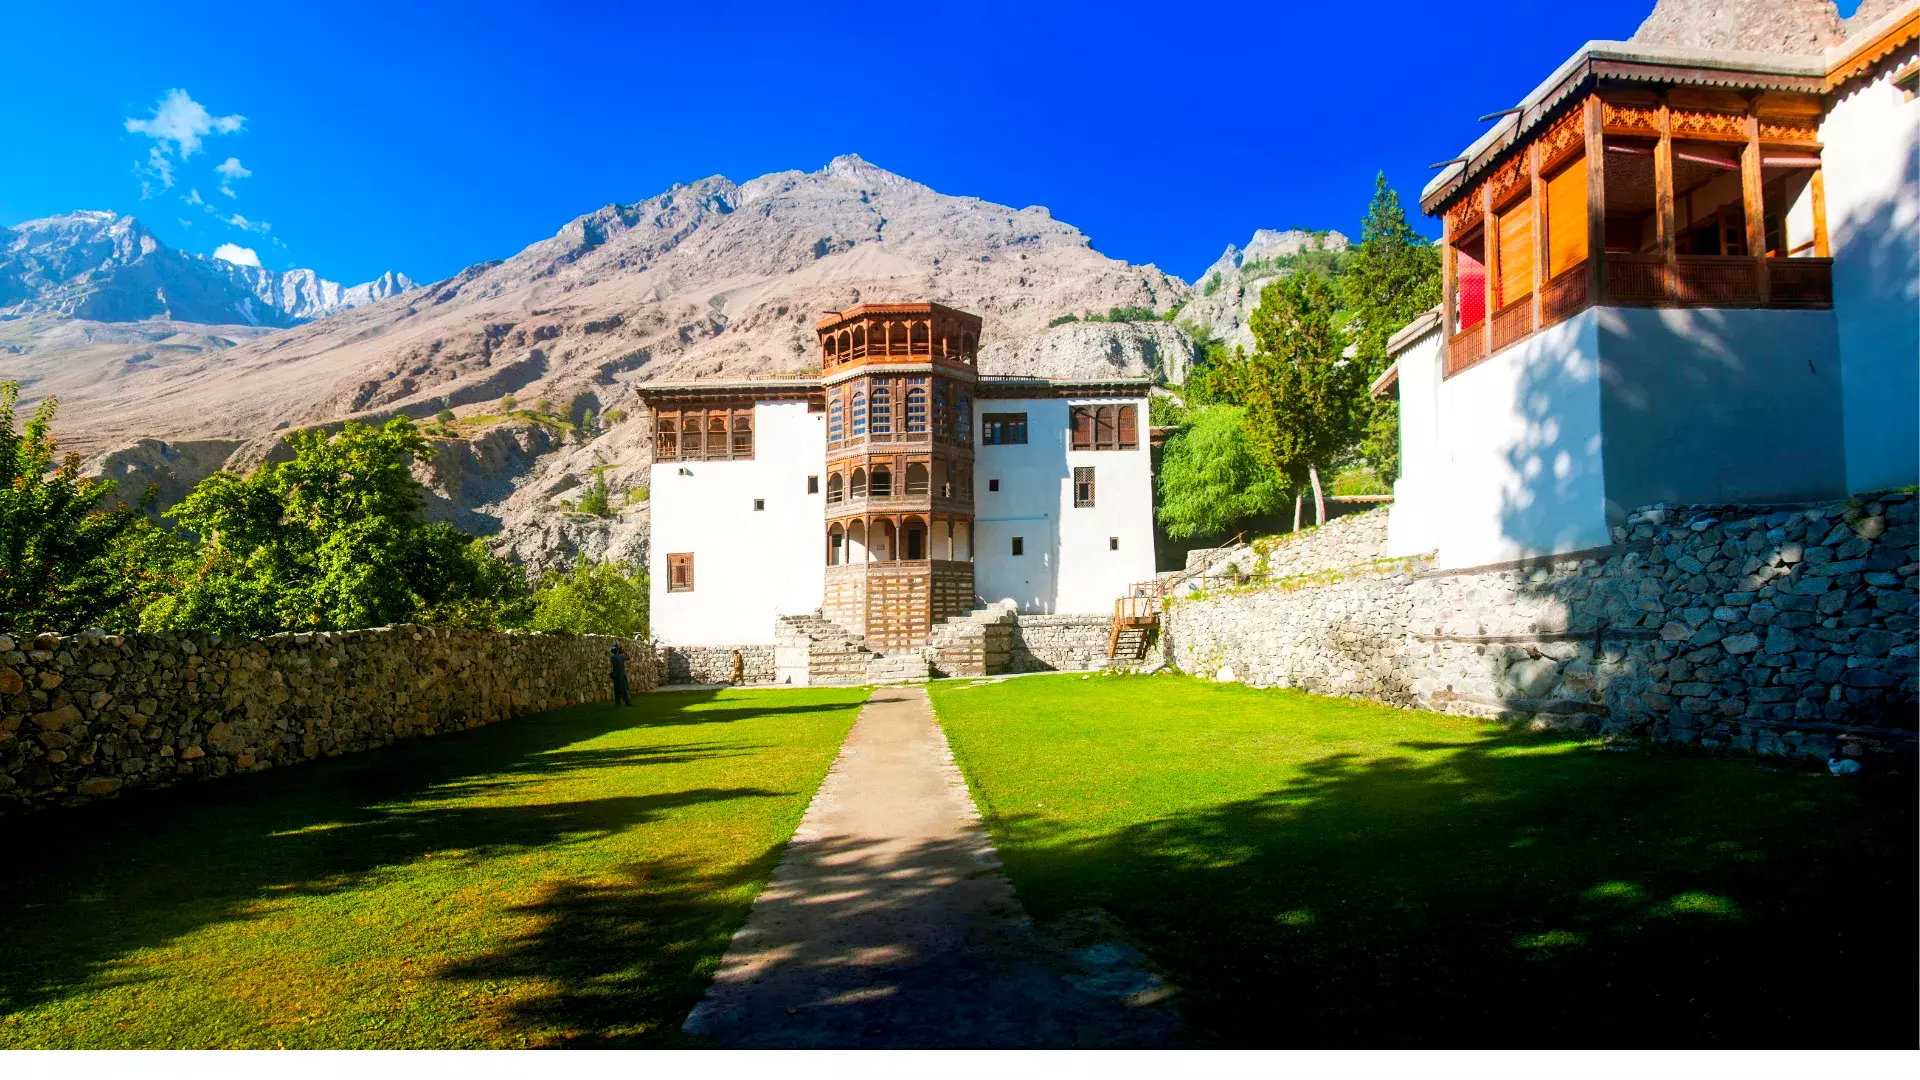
[1541,263,1589,326]
[1445,323,1486,376]
[1604,253,1669,304]
[1671,255,1762,306]
[1491,295,1534,353]
[1600,254,1832,308]
[1109,579,1165,658]
[1767,257,1834,308]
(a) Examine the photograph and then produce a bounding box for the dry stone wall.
[660,645,778,686]
[1180,506,1391,581]
[1163,495,1919,759]
[1009,615,1116,672]
[0,626,660,814]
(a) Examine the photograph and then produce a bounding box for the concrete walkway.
[682,684,1180,1048]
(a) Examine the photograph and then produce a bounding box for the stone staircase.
[926,602,1017,677]
[775,612,933,686]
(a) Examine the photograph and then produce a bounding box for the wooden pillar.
[1742,109,1769,303]
[1655,95,1677,300]
[1441,220,1457,340]
[1584,94,1607,306]
[1481,181,1496,357]
[1811,167,1830,258]
[1530,141,1546,329]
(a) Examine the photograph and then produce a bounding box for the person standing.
[610,643,633,707]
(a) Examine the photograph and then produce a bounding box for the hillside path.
[681,683,1179,1048]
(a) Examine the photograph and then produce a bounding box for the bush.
[499,394,517,413]
[602,408,627,425]
[527,557,647,638]
[1,382,170,635]
[1048,314,1080,328]
[1156,405,1286,540]
[435,409,456,423]
[534,397,552,415]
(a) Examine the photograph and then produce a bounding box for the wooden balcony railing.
[1445,323,1486,376]
[1603,254,1833,308]
[1541,263,1589,326]
[1767,258,1835,308]
[1491,295,1534,353]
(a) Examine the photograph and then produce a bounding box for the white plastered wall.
[972,396,1156,614]
[1822,55,1920,494]
[648,401,826,645]
[1387,327,1445,558]
[1426,309,1612,568]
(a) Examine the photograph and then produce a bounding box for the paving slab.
[682,684,1179,1048]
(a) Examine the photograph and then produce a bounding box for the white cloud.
[125,89,244,159]
[215,156,251,198]
[212,243,261,267]
[184,188,205,206]
[222,212,271,234]
[125,89,243,193]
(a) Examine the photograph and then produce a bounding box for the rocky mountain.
[1629,0,1898,54]
[0,211,413,327]
[1177,229,1350,351]
[5,155,1334,573]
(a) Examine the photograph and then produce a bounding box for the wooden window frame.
[1074,466,1096,508]
[653,406,754,461]
[667,553,694,592]
[981,412,1028,446]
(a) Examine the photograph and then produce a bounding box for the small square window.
[989,478,1000,492]
[668,553,694,592]
[1109,536,1119,550]
[1011,536,1024,556]
[807,475,820,494]
[754,498,765,511]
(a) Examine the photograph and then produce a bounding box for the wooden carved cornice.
[1758,117,1821,146]
[1669,108,1749,141]
[1602,101,1661,134]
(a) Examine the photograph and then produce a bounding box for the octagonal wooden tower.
[817,303,981,649]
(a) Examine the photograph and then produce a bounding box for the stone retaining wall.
[660,645,778,686]
[1010,615,1117,672]
[0,626,660,814]
[1162,495,1919,759]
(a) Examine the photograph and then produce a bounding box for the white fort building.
[638,303,1156,674]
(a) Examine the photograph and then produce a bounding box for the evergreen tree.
[1341,173,1441,484]
[1241,274,1363,528]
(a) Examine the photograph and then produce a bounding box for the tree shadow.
[0,688,859,1045]
[982,724,1918,1047]
[676,830,1182,1049]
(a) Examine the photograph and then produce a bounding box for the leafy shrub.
[577,473,613,517]
[435,409,456,423]
[499,394,517,413]
[527,557,647,638]
[602,408,627,425]
[1048,314,1080,328]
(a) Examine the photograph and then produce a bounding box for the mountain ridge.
[0,210,414,327]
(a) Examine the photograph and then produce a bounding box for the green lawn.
[0,686,867,1048]
[930,673,1917,1047]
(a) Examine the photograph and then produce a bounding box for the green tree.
[0,383,163,635]
[527,557,648,638]
[499,394,517,414]
[145,417,512,634]
[411,530,530,629]
[1241,274,1364,529]
[435,408,456,423]
[1342,173,1441,485]
[1155,405,1286,540]
[576,472,612,517]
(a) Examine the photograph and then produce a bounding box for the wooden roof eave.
[1421,42,1828,217]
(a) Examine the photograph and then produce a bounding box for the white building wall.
[1822,57,1920,494]
[1426,309,1612,569]
[1387,327,1445,558]
[647,401,826,645]
[972,396,1155,614]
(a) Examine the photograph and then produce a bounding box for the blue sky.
[1,0,1789,286]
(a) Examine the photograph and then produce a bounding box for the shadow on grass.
[0,688,864,1045]
[985,725,1918,1047]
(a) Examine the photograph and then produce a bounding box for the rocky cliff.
[1177,228,1350,351]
